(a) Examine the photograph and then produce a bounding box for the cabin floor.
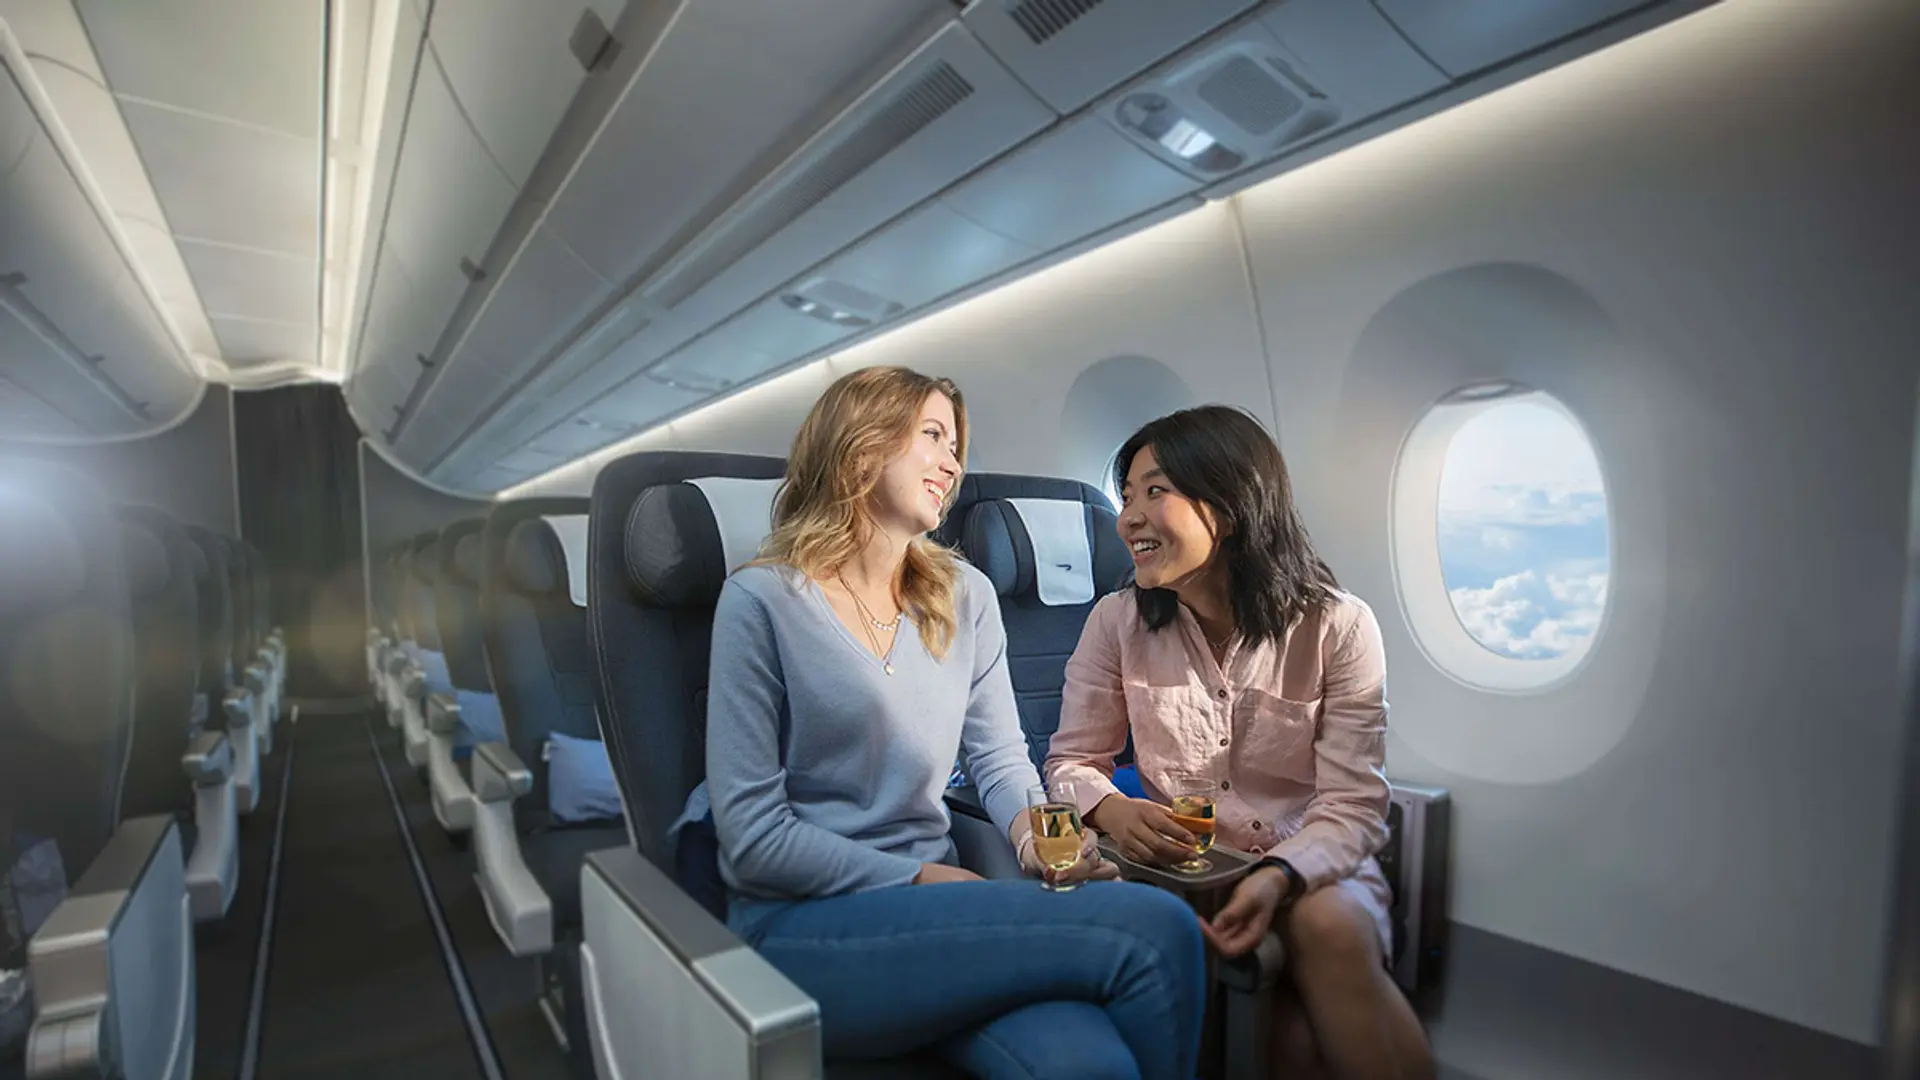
[192,709,571,1079]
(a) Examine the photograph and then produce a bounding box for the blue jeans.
[732,879,1206,1080]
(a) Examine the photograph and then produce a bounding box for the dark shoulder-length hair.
[1114,405,1339,647]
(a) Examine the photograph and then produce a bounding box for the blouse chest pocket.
[1235,691,1319,783]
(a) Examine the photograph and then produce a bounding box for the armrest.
[400,666,425,700]
[243,663,268,696]
[942,783,991,823]
[182,730,233,785]
[472,742,533,803]
[27,815,191,1080]
[221,689,254,729]
[579,848,819,1076]
[426,691,460,735]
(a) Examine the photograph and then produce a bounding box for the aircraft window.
[1399,384,1610,689]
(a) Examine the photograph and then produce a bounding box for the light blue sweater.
[706,562,1037,901]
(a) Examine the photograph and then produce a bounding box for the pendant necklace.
[841,576,900,675]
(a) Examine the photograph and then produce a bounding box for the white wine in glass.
[1027,783,1084,892]
[1166,773,1218,874]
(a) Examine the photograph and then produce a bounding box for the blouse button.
[1220,780,1231,791]
[1216,688,1229,700]
[1252,820,1263,831]
[1218,737,1229,747]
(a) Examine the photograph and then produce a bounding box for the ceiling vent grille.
[1004,0,1107,45]
[647,61,976,310]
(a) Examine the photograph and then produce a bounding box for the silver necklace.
[840,577,901,674]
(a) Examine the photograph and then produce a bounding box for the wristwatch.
[1254,856,1305,906]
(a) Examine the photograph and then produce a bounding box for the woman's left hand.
[1017,821,1121,885]
[1200,866,1288,958]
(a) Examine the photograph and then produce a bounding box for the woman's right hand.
[1087,796,1198,866]
[913,862,984,885]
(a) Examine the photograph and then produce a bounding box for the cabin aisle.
[245,711,478,1077]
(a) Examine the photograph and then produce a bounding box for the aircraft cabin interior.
[1,1,1916,1078]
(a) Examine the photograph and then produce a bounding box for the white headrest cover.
[689,477,784,576]
[542,514,590,607]
[1007,498,1095,607]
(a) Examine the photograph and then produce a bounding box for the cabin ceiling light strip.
[321,0,404,381]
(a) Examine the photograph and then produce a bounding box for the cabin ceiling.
[0,0,1708,461]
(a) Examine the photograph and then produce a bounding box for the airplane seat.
[0,460,195,1080]
[471,498,625,969]
[116,508,239,923]
[241,545,282,728]
[397,532,449,767]
[367,545,400,706]
[419,519,496,835]
[184,527,260,816]
[220,538,274,759]
[578,451,976,1080]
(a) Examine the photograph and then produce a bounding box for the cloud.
[1448,568,1609,660]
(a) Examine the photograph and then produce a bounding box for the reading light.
[780,292,873,328]
[1117,92,1245,173]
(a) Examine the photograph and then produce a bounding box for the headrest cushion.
[0,495,86,612]
[504,516,588,606]
[963,497,1127,604]
[120,523,173,601]
[624,478,782,610]
[452,530,485,587]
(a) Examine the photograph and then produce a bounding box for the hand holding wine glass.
[1023,780,1118,890]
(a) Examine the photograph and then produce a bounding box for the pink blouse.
[1044,589,1392,892]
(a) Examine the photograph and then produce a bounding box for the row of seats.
[1,459,287,1079]
[362,450,1450,1080]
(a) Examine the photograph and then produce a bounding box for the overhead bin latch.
[570,9,620,74]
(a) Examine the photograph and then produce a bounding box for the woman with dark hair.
[1045,405,1434,1080]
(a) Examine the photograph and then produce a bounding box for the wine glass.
[1164,772,1218,874]
[1027,781,1085,892]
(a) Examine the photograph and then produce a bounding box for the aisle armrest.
[943,785,1022,881]
[471,742,550,956]
[182,731,240,922]
[579,848,819,1079]
[26,815,194,1080]
[222,689,260,814]
[426,692,461,735]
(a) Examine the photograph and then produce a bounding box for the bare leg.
[1268,979,1327,1080]
[1277,878,1435,1080]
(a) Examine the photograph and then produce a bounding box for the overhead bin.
[1372,0,1652,78]
[398,1,951,470]
[0,21,199,438]
[962,0,1258,114]
[1097,0,1447,183]
[635,22,1056,341]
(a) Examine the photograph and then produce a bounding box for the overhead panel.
[644,294,855,396]
[1371,0,1652,78]
[586,372,708,431]
[376,52,519,374]
[938,112,1198,252]
[962,0,1258,114]
[641,22,1057,340]
[427,0,608,188]
[398,227,613,464]
[0,372,82,439]
[1098,0,1447,183]
[542,1,953,288]
[0,27,199,436]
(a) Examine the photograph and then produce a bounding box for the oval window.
[1395,385,1611,690]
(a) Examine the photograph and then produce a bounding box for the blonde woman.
[703,366,1205,1080]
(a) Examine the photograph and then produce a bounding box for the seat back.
[481,498,597,833]
[0,460,135,884]
[408,532,444,651]
[433,519,491,693]
[222,535,254,673]
[943,474,1134,770]
[184,526,236,692]
[586,451,786,870]
[115,506,203,820]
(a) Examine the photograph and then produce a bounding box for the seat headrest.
[120,523,173,601]
[450,529,485,587]
[624,477,783,610]
[503,515,587,604]
[0,492,86,612]
[963,497,1128,605]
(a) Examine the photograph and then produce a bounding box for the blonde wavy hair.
[754,366,969,659]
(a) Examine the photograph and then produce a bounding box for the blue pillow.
[453,691,505,749]
[547,732,623,825]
